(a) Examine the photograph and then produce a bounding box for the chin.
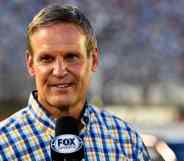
[52,100,70,107]
[49,97,73,107]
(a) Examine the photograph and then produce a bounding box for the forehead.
[30,23,86,52]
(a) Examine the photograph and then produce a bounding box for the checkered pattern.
[0,91,150,161]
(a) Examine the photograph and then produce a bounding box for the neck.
[38,99,86,120]
[54,101,85,119]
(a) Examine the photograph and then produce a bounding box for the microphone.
[50,116,84,161]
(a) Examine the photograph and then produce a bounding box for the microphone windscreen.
[51,116,84,161]
[55,116,80,136]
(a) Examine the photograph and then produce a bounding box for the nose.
[52,57,67,77]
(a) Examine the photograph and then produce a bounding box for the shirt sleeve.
[136,136,151,161]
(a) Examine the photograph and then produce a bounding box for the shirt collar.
[27,91,91,130]
[81,103,92,130]
[28,91,55,129]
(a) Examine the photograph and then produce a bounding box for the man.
[0,4,150,160]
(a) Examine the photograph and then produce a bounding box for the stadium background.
[1,0,184,159]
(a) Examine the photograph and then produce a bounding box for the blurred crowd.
[1,0,184,106]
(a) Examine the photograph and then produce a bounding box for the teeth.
[57,84,69,88]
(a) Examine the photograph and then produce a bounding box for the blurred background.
[0,0,184,160]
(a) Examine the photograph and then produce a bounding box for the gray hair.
[26,4,97,56]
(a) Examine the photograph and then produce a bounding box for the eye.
[38,54,54,63]
[65,52,80,64]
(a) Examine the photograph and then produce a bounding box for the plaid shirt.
[0,92,150,161]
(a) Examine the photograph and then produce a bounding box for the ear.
[91,48,99,72]
[25,50,35,76]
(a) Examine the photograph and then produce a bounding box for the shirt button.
[83,116,89,124]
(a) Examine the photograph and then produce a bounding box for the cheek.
[75,63,91,85]
[34,66,51,84]
[69,64,84,78]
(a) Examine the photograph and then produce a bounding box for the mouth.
[54,83,72,88]
[49,83,74,90]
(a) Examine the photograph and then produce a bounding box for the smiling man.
[27,22,97,119]
[0,4,150,161]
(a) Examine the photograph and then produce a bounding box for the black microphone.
[50,116,84,161]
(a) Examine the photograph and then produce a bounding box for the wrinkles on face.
[27,23,98,118]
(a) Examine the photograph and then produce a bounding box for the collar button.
[83,116,89,124]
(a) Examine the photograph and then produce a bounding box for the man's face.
[26,23,98,117]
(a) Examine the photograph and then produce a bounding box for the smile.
[50,83,73,89]
[56,84,71,88]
